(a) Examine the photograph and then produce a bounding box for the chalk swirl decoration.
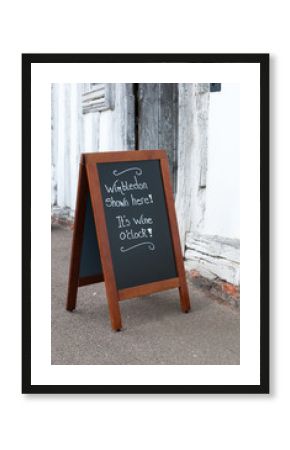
[120,242,155,253]
[112,167,142,177]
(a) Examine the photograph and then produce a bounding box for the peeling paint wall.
[51,83,134,219]
[177,84,240,284]
[175,84,211,249]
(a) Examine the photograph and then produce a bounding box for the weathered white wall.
[176,84,240,285]
[175,84,210,250]
[51,83,83,214]
[51,83,134,217]
[203,84,240,239]
[99,84,135,150]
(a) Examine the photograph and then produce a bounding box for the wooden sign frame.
[66,150,190,330]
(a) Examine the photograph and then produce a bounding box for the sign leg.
[66,158,88,312]
[86,161,123,331]
[106,293,122,331]
[179,281,191,313]
[159,156,191,314]
[66,277,78,312]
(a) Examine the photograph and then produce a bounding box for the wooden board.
[66,150,190,330]
[97,159,177,289]
[138,84,178,193]
[79,194,102,279]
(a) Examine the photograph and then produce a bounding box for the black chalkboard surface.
[67,150,190,331]
[79,195,102,278]
[97,160,177,289]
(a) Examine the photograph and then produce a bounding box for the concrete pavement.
[51,225,240,365]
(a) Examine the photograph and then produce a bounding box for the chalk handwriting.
[112,167,142,177]
[103,166,157,253]
[120,242,155,253]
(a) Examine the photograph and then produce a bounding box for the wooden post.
[86,161,122,331]
[160,154,190,313]
[66,156,88,311]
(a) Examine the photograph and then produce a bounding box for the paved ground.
[51,225,240,365]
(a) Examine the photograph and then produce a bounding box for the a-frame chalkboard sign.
[66,150,190,330]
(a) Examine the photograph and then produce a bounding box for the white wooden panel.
[69,84,82,213]
[51,84,58,206]
[52,83,135,218]
[82,111,100,152]
[204,84,240,239]
[175,83,210,253]
[185,232,240,285]
[82,83,115,113]
[55,83,67,208]
[99,84,135,150]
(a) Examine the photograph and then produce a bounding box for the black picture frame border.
[22,53,269,394]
